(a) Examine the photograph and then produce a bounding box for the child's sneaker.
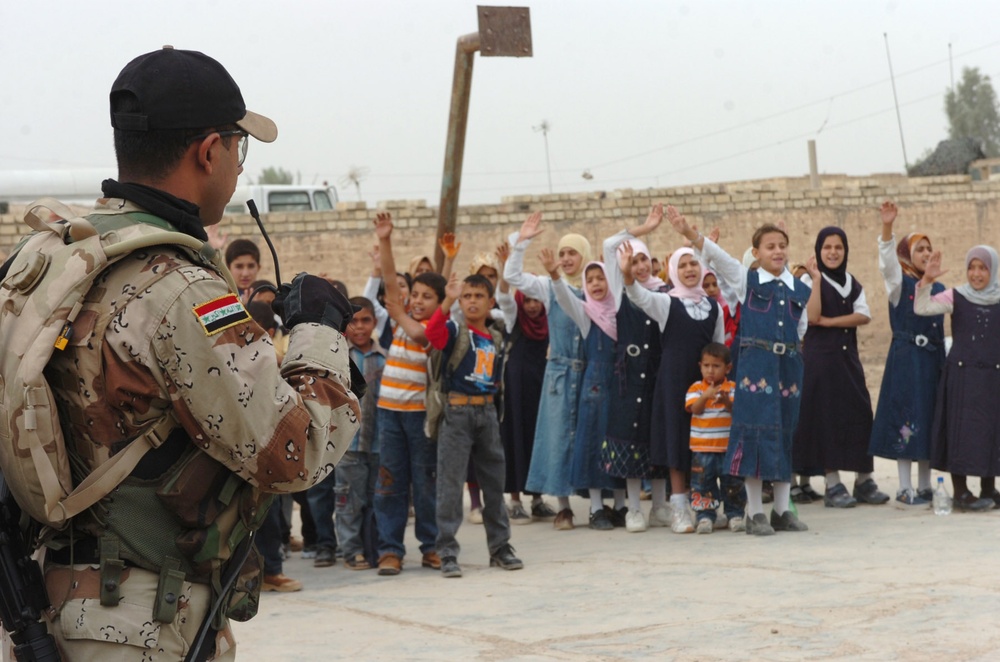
[671,508,695,534]
[531,501,558,519]
[300,545,318,559]
[553,508,575,530]
[648,505,671,528]
[695,518,713,534]
[714,513,729,530]
[344,554,371,570]
[625,510,647,533]
[728,515,746,532]
[467,507,483,524]
[895,488,929,507]
[440,556,462,578]
[507,502,533,525]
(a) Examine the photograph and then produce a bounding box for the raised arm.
[495,243,517,333]
[620,240,671,329]
[914,251,954,316]
[364,244,389,337]
[375,213,428,345]
[877,201,904,307]
[503,212,552,304]
[542,247,590,336]
[439,232,461,277]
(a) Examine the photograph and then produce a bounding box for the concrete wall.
[3,172,999,392]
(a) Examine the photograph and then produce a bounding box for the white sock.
[745,478,764,516]
[557,496,571,511]
[825,471,841,489]
[773,481,791,515]
[651,479,668,509]
[613,488,626,510]
[627,479,642,512]
[670,492,688,512]
[917,461,932,491]
[897,460,913,493]
[589,489,604,514]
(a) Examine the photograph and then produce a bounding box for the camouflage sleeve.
[146,265,360,493]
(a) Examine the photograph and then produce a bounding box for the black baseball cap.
[110,45,277,143]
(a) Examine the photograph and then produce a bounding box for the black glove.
[272,273,354,331]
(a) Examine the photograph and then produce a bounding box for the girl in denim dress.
[672,211,811,536]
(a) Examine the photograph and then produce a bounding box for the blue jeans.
[690,451,746,522]
[333,451,379,559]
[374,409,437,558]
[436,402,511,560]
[306,470,339,551]
[257,498,284,575]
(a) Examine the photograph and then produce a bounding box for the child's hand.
[643,203,664,233]
[666,205,695,240]
[618,240,635,277]
[776,219,788,234]
[368,243,381,265]
[374,212,393,240]
[206,224,228,251]
[716,388,732,406]
[707,226,721,244]
[539,247,559,275]
[704,384,720,400]
[518,211,545,242]
[923,250,947,282]
[805,255,820,279]
[880,200,898,226]
[496,242,510,266]
[384,294,404,319]
[444,271,463,301]
[439,232,461,258]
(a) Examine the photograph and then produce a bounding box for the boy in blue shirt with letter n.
[425,272,524,578]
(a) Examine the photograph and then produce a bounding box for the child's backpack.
[423,321,505,440]
[0,198,226,529]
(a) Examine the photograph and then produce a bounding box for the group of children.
[228,198,1000,587]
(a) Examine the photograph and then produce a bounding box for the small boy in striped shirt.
[685,342,746,533]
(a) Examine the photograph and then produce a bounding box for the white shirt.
[799,273,871,319]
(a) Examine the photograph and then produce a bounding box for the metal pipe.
[808,140,820,189]
[435,32,481,273]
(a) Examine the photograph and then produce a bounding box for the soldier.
[34,46,360,660]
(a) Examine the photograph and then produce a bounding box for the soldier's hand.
[273,274,355,332]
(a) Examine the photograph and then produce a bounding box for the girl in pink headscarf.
[541,249,626,530]
[620,228,726,534]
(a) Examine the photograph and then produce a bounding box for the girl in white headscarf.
[915,244,1000,512]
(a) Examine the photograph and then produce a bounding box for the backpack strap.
[44,414,178,526]
[24,197,98,242]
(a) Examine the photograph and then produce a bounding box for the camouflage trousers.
[21,563,237,661]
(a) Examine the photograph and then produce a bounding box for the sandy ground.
[231,458,1000,661]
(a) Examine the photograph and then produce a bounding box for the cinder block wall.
[4,172,999,397]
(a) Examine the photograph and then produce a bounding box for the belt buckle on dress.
[626,344,641,357]
[771,342,787,355]
[914,334,929,347]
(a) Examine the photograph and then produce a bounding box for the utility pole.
[884,32,909,169]
[533,120,552,194]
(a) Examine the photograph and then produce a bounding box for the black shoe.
[589,508,614,530]
[605,505,627,528]
[770,509,809,532]
[790,485,812,505]
[440,556,462,578]
[313,546,335,568]
[745,513,775,536]
[824,483,858,508]
[853,478,890,505]
[801,484,823,502]
[980,489,1000,509]
[916,487,934,502]
[489,543,524,571]
[954,491,993,512]
[531,501,558,519]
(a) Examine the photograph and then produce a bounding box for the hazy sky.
[3,1,1000,206]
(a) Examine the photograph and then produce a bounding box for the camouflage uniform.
[41,198,359,660]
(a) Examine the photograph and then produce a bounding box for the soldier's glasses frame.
[187,129,249,166]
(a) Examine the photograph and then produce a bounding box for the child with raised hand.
[673,208,809,535]
[540,248,626,529]
[795,227,887,509]
[685,343,744,533]
[915,246,1000,512]
[619,234,726,534]
[495,243,553,524]
[362,243,411,351]
[600,204,672,532]
[503,212,592,529]
[372,212,447,575]
[425,271,522,577]
[869,201,945,505]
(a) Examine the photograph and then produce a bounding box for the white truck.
[225,184,339,215]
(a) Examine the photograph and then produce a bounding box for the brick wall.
[3,172,999,395]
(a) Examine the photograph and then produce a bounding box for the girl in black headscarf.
[793,226,888,509]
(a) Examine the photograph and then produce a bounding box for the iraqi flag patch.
[193,294,252,335]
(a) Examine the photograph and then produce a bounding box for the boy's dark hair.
[413,272,446,302]
[463,273,494,298]
[249,279,275,291]
[247,300,277,332]
[701,342,731,364]
[225,238,260,268]
[349,296,375,317]
[752,223,789,248]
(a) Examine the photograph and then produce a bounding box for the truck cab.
[225,184,339,215]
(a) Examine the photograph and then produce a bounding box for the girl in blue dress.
[503,212,592,530]
[541,250,627,530]
[670,208,810,536]
[869,201,945,505]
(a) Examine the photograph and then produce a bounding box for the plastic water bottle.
[933,477,952,516]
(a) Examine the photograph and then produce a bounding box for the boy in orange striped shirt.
[685,343,746,533]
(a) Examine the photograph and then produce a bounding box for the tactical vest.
[45,207,269,623]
